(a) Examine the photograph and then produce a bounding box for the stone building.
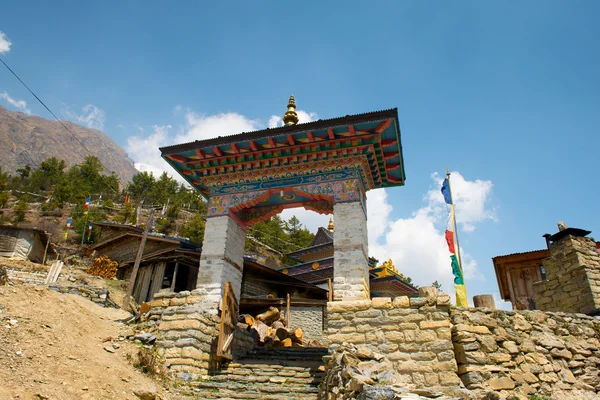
[493,223,600,314]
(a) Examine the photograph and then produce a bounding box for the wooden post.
[42,233,51,265]
[170,262,179,292]
[327,278,333,301]
[123,208,155,310]
[286,293,291,329]
[473,294,496,309]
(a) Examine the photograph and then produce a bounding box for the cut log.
[272,320,285,330]
[281,338,292,347]
[256,307,280,325]
[291,327,304,344]
[253,320,269,343]
[473,294,495,309]
[275,327,289,341]
[239,314,255,326]
[273,337,282,347]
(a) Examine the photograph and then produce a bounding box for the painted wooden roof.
[160,108,406,198]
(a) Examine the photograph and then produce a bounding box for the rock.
[103,345,116,353]
[357,386,397,400]
[410,388,444,397]
[134,389,161,400]
[488,377,515,390]
[134,332,157,344]
[35,394,49,399]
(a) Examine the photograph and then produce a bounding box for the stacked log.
[238,307,312,347]
[87,256,118,279]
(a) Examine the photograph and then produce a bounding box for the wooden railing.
[217,282,238,360]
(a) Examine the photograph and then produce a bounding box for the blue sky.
[1,1,599,306]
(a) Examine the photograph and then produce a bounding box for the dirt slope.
[0,284,165,399]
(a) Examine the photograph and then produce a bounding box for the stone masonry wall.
[325,294,461,388]
[533,235,600,314]
[452,307,600,399]
[148,290,220,380]
[290,305,324,342]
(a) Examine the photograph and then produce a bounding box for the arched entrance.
[160,97,406,310]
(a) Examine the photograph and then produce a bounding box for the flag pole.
[445,167,467,307]
[81,195,90,245]
[446,167,464,270]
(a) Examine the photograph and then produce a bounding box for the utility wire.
[0,56,119,192]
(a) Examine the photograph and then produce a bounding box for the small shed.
[92,221,202,304]
[0,225,55,264]
[492,249,550,310]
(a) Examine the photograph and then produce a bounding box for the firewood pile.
[86,256,118,279]
[238,306,322,348]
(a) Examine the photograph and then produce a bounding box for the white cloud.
[127,124,173,177]
[126,111,262,182]
[62,104,106,130]
[426,172,497,232]
[0,31,11,54]
[126,107,322,182]
[0,92,31,113]
[367,172,495,304]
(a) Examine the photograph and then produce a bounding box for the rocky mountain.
[0,105,138,184]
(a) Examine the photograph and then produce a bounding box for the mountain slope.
[0,105,138,184]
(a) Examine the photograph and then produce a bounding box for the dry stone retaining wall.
[325,294,461,388]
[148,290,220,380]
[452,307,600,399]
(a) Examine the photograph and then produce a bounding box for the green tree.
[0,168,8,209]
[152,172,179,205]
[16,164,31,179]
[128,172,156,203]
[432,281,443,292]
[285,216,314,250]
[181,214,206,245]
[29,157,66,192]
[13,199,28,223]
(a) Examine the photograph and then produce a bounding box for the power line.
[0,56,120,192]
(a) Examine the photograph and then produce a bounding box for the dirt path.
[0,284,166,400]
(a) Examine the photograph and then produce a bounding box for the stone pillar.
[196,214,246,311]
[333,201,369,300]
[533,234,600,314]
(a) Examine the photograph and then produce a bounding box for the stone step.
[172,380,319,400]
[241,347,328,363]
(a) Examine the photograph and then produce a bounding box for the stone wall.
[6,268,46,285]
[148,290,220,380]
[232,326,254,360]
[325,295,461,388]
[451,307,600,399]
[533,235,600,314]
[48,283,117,308]
[290,305,324,342]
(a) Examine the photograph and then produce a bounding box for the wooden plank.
[286,293,291,329]
[170,262,179,291]
[506,270,517,310]
[148,262,166,301]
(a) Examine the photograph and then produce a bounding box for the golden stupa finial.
[282,95,299,126]
[328,217,334,232]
